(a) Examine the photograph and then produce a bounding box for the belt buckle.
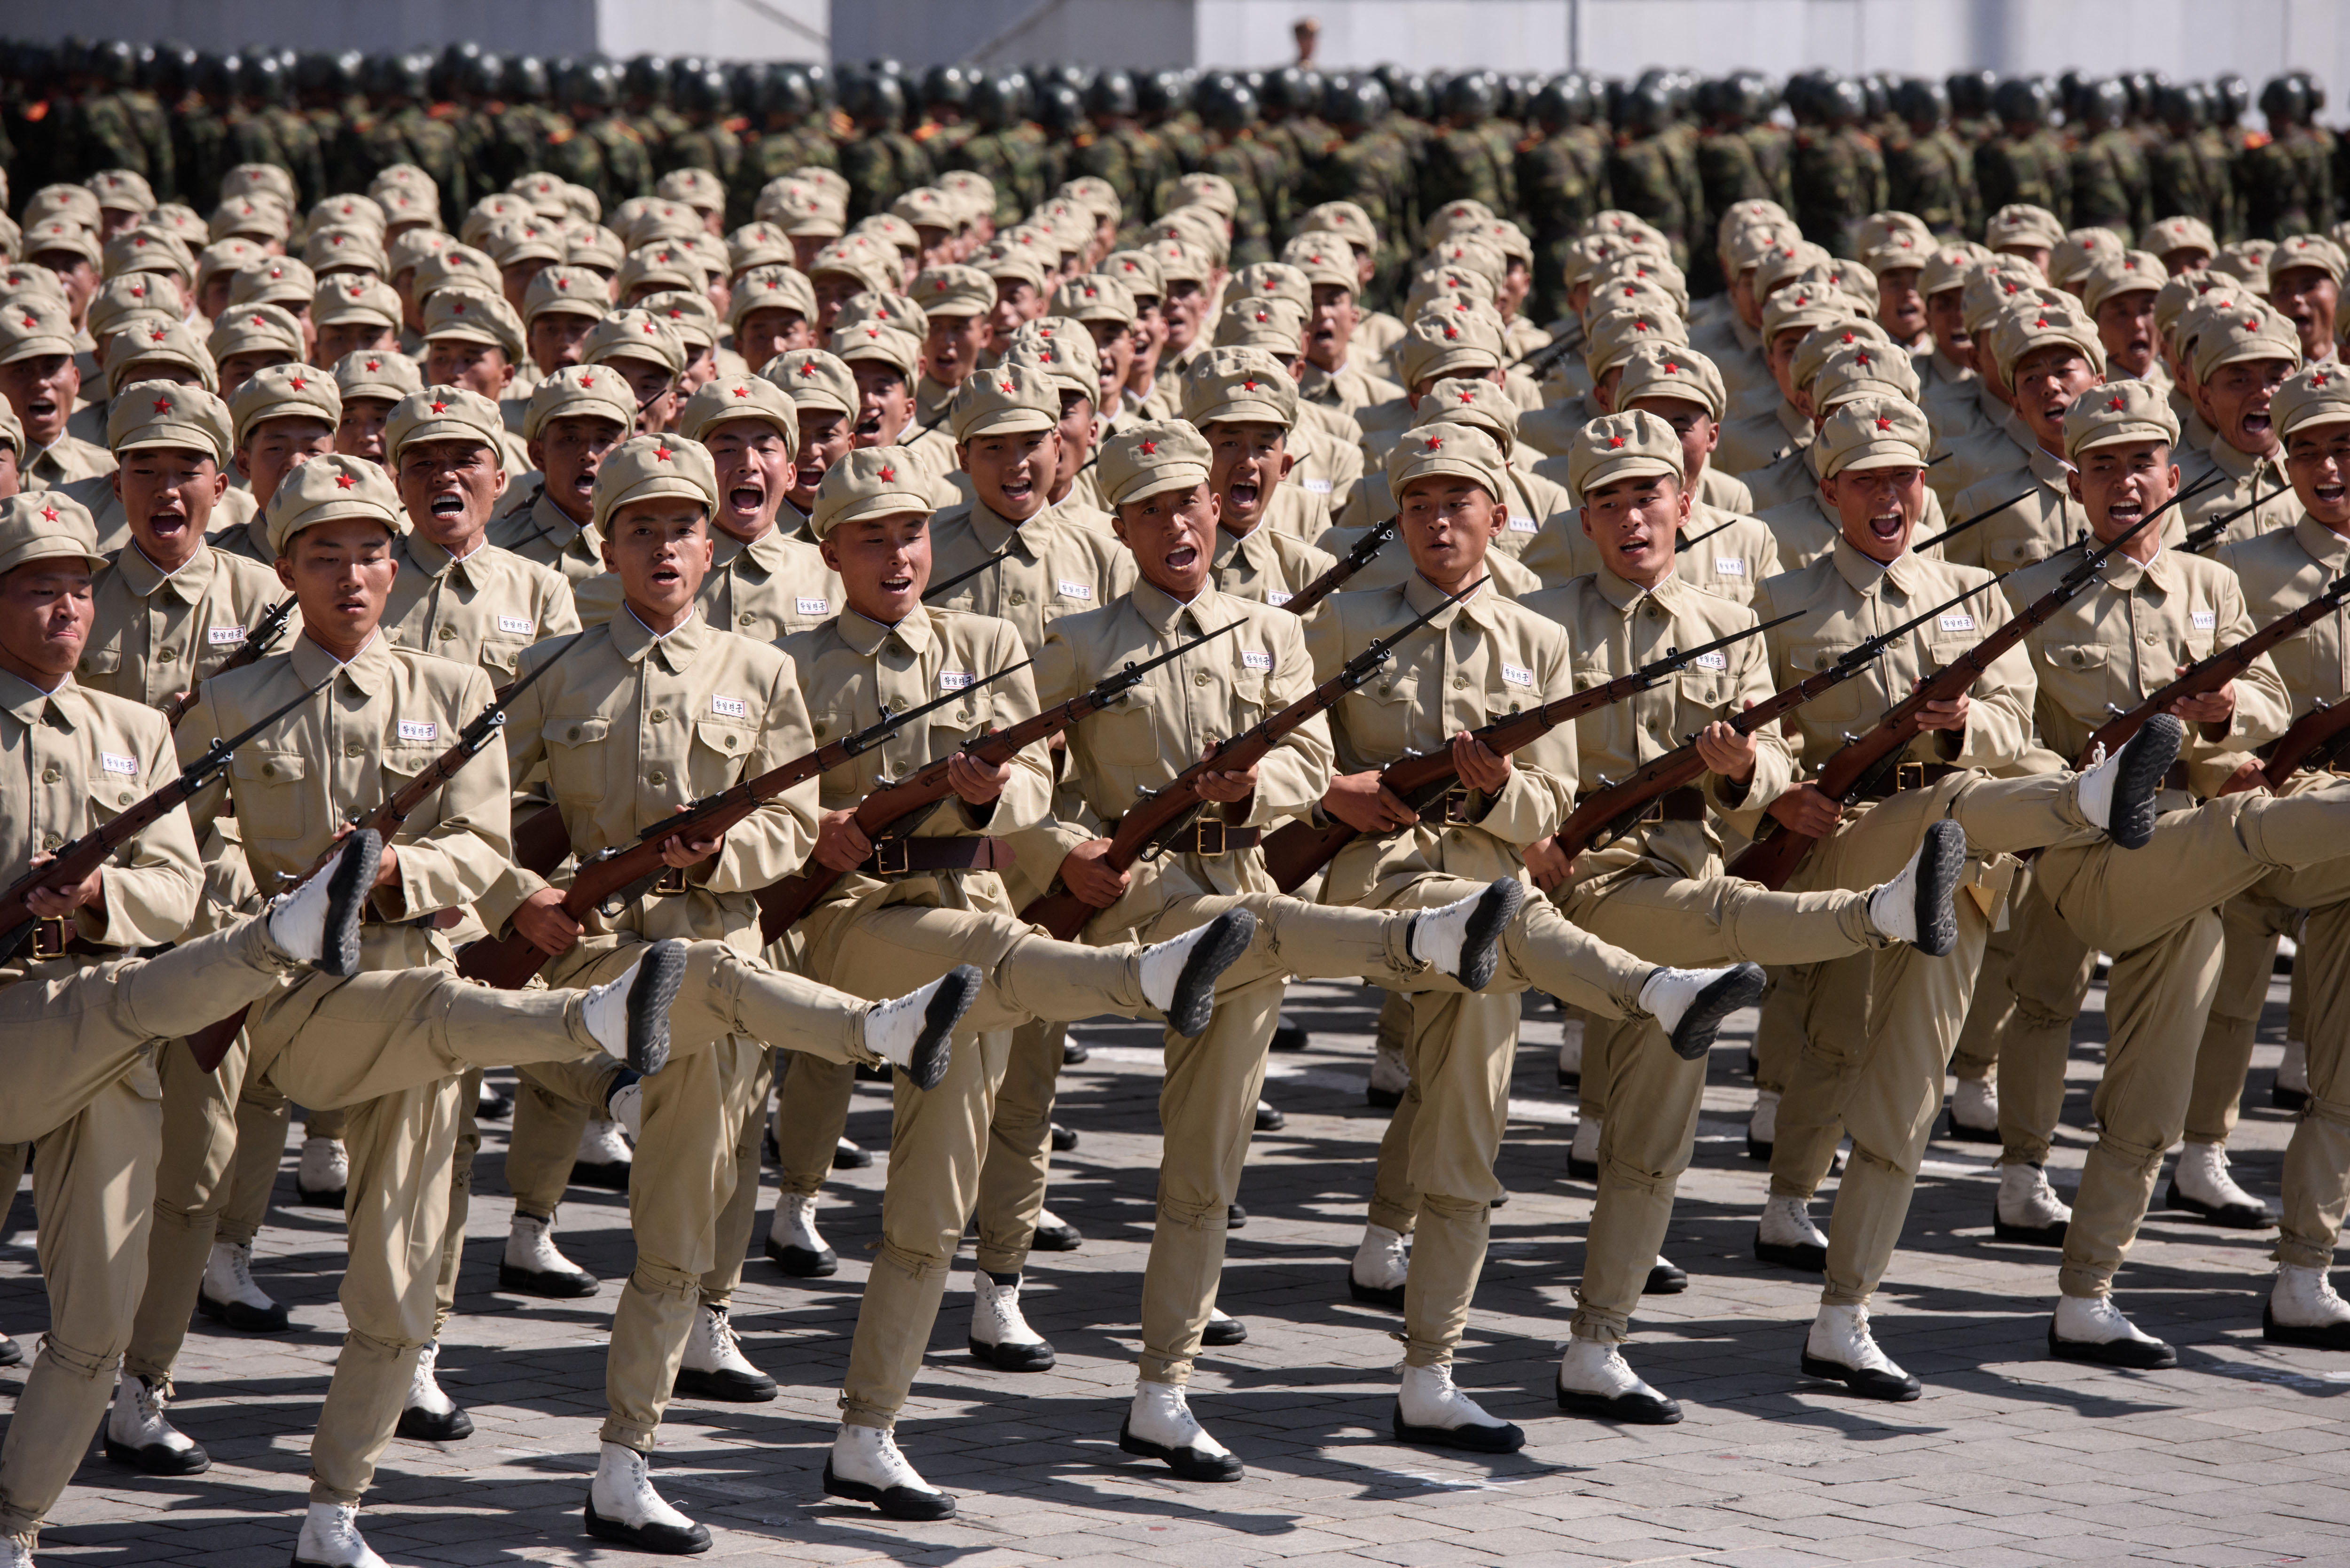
[29,916,66,958]
[1896,761,1926,792]
[870,838,911,877]
[650,865,689,897]
[1194,817,1228,856]
[1637,798,1666,825]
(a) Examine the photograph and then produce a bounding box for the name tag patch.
[2192,610,2217,631]
[710,695,748,718]
[497,615,534,635]
[100,751,137,776]
[1506,514,1537,533]
[796,597,830,616]
[1056,580,1093,601]
[1694,650,1728,670]
[397,720,437,742]
[207,624,245,645]
[937,671,975,692]
[1501,663,1535,688]
[1266,589,1294,607]
[1939,613,1976,632]
[1303,477,1332,494]
[1241,649,1273,671]
[1714,557,1747,576]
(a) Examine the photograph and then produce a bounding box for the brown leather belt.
[1856,761,1963,800]
[1146,819,1261,857]
[860,836,1016,878]
[1418,787,1478,825]
[25,918,112,960]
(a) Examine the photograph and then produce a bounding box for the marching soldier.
[2178,299,2303,545]
[488,365,635,585]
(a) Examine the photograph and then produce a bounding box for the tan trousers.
[1560,871,1884,1342]
[502,1073,594,1220]
[2030,788,2350,1299]
[971,1021,1066,1277]
[1994,880,2098,1167]
[2186,897,2293,1149]
[124,1032,257,1388]
[2279,879,2350,1270]
[0,918,306,1537]
[1751,966,1813,1096]
[1950,861,2034,1087]
[771,1053,858,1201]
[1767,772,2087,1307]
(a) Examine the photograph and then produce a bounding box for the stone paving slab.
[4,971,2349,1565]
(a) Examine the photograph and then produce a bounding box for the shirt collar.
[2029,444,2074,489]
[2292,514,2350,572]
[607,605,709,671]
[116,538,216,601]
[1776,401,1812,446]
[2207,436,2278,481]
[710,523,791,575]
[1931,348,1974,384]
[0,668,76,730]
[971,497,1055,557]
[290,627,391,696]
[839,602,935,658]
[1402,568,1501,629]
[2098,541,2173,593]
[1831,535,1920,596]
[1593,561,1687,614]
[531,487,594,548]
[1130,574,1225,636]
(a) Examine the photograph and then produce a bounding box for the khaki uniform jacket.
[486,487,606,587]
[25,433,116,487]
[1518,501,1781,606]
[0,670,201,956]
[490,609,819,957]
[82,541,295,718]
[1304,575,1576,908]
[576,522,843,641]
[1757,493,1844,572]
[927,495,1138,650]
[1523,568,1791,885]
[1947,444,2093,574]
[1755,537,2036,778]
[381,531,581,686]
[1714,400,1808,482]
[1300,358,1405,420]
[185,632,509,973]
[2217,516,2350,719]
[1017,580,1324,936]
[1286,418,1363,517]
[1314,524,1540,601]
[1928,400,2032,510]
[1513,388,1601,461]
[2182,437,2298,550]
[783,604,1050,923]
[1999,542,2288,792]
[1342,449,1570,561]
[1921,349,1990,445]
[2171,385,2219,453]
[1209,520,1335,608]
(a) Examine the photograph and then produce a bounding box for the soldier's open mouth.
[1230,482,1259,508]
[1001,476,1033,502]
[146,509,188,535]
[855,413,882,436]
[1870,509,1904,538]
[430,495,464,519]
[881,574,911,593]
[2316,480,2345,505]
[2243,412,2272,437]
[729,485,763,512]
[1166,543,1197,569]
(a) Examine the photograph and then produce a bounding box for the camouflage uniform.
[728,122,839,226]
[2239,131,2316,242]
[1743,121,1794,205]
[2151,132,2233,241]
[72,89,151,183]
[1314,131,1417,307]
[172,92,228,208]
[1886,127,1980,238]
[544,118,609,209]
[122,87,177,200]
[487,104,565,191]
[1520,127,1601,322]
[1201,136,1274,266]
[2069,127,2152,238]
[1604,131,1698,268]
[947,128,1045,225]
[841,127,936,219]
[585,110,654,204]
[1075,124,1177,228]
[1975,130,2071,226]
[263,104,327,209]
[1791,124,1887,260]
[1421,125,1508,226]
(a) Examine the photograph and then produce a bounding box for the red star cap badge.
[1874,417,1892,431]
[1457,389,1475,403]
[1000,380,1015,392]
[149,328,165,342]
[731,385,749,398]
[1841,332,1856,344]
[335,471,356,489]
[556,277,571,290]
[19,315,33,329]
[289,376,306,390]
[451,301,466,313]
[2108,393,2127,409]
[799,364,816,378]
[1442,326,1459,340]
[878,464,896,481]
[654,445,674,462]
[430,400,448,413]
[1139,440,1158,455]
[1607,435,1625,448]
[151,395,171,413]
[1424,436,1443,451]
[641,321,656,334]
[365,359,381,371]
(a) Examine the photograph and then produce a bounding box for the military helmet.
[90,38,135,87]
[1860,73,1891,121]
[1891,77,1948,130]
[1087,69,1136,119]
[2153,81,2199,127]
[1261,65,1305,115]
[2080,76,2128,129]
[764,65,815,121]
[622,54,671,104]
[1616,78,1670,137]
[2261,74,2309,128]
[1199,78,1259,132]
[2296,70,2328,114]
[922,64,972,112]
[1036,80,1085,134]
[1947,70,1997,117]
[1992,76,2052,127]
[506,55,549,102]
[1817,75,1865,124]
[2213,74,2250,125]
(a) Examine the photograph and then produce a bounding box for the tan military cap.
[304,225,389,277]
[369,162,436,198]
[385,383,506,464]
[1792,318,1898,391]
[1858,212,1936,271]
[1426,235,1508,294]
[1960,262,2060,335]
[1049,273,1137,326]
[2271,234,2349,288]
[230,362,340,447]
[935,169,994,216]
[655,167,725,215]
[374,188,444,235]
[385,229,453,279]
[107,318,217,397]
[835,289,929,342]
[1417,376,1521,452]
[520,363,639,442]
[1920,242,1996,298]
[1722,222,1803,279]
[583,310,688,375]
[2191,298,2303,382]
[481,218,566,271]
[1426,199,1498,241]
[1760,284,1866,345]
[807,238,899,295]
[976,241,1055,299]
[891,186,962,234]
[1584,306,1689,380]
[460,194,535,249]
[678,373,798,454]
[224,163,299,208]
[412,244,500,303]
[1811,340,1923,412]
[1754,239,1835,297]
[227,257,315,312]
[809,445,935,538]
[0,295,80,367]
[2155,272,2225,343]
[1985,204,2065,257]
[0,259,65,301]
[1589,251,1692,314]
[1387,420,1508,502]
[855,213,921,259]
[1397,307,1505,387]
[422,287,525,360]
[88,168,156,214]
[333,348,422,406]
[1718,197,1792,242]
[636,290,719,352]
[611,198,705,252]
[1814,396,1933,478]
[616,242,705,302]
[1224,263,1307,314]
[195,239,266,298]
[508,173,572,220]
[2061,377,2181,458]
[760,182,846,239]
[109,380,233,461]
[24,185,101,231]
[101,226,195,286]
[522,265,612,326]
[766,349,858,418]
[87,272,181,340]
[310,193,388,234]
[1585,280,1686,333]
[1182,346,1299,429]
[2142,215,2218,262]
[1567,409,1683,495]
[903,265,987,321]
[727,266,819,336]
[725,221,797,277]
[1587,210,1673,250]
[565,224,626,274]
[948,361,1060,441]
[1096,420,1210,509]
[209,194,290,246]
[0,491,106,574]
[834,320,922,380]
[1175,172,1238,221]
[1058,176,1121,226]
[0,209,26,262]
[1144,238,1208,289]
[1280,232,1360,292]
[1990,301,2106,382]
[1102,248,1167,300]
[1614,341,1727,421]
[2048,226,2126,292]
[2274,363,2350,440]
[1299,201,1379,253]
[1407,260,1497,318]
[313,274,403,330]
[2213,239,2278,293]
[24,218,99,270]
[1009,320,1101,402]
[1151,208,1229,269]
[2080,250,2168,318]
[266,455,402,555]
[0,399,23,458]
[1216,294,1308,355]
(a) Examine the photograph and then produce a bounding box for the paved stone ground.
[7,967,2350,1567]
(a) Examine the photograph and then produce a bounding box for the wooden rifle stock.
[2261,699,2350,789]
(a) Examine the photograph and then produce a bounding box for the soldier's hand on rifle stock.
[512,888,584,956]
[1522,834,1573,892]
[1766,782,1844,836]
[1322,769,1418,833]
[1057,837,1129,908]
[948,747,1013,806]
[815,809,874,872]
[23,856,104,920]
[1450,729,1511,793]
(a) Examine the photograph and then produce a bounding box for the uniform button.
[813,722,826,737]
[723,733,737,748]
[42,832,60,849]
[649,770,668,786]
[1010,590,1028,606]
[119,791,132,804]
[41,766,58,783]
[650,708,668,723]
[567,725,582,741]
[1454,674,1468,689]
[438,626,456,641]
[1194,671,1210,686]
[345,742,363,758]
[739,613,756,626]
[157,646,176,662]
[261,763,276,778]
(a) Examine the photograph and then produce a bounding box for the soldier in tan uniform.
[582,309,687,438]
[2214,369,2350,1348]
[1947,305,2109,573]
[1309,421,1762,1452]
[1918,244,1996,446]
[2178,300,2304,546]
[0,491,386,1566]
[483,434,982,1556]
[2,297,117,487]
[765,348,860,539]
[1748,396,2180,1401]
[1710,281,1861,484]
[330,351,423,472]
[908,264,992,425]
[487,365,635,585]
[519,266,611,385]
[172,454,698,1568]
